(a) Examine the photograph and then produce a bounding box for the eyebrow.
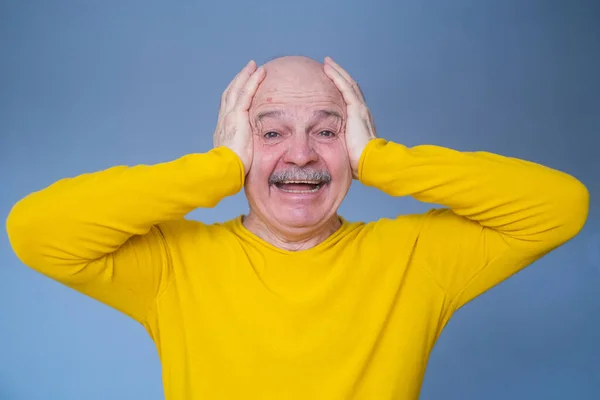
[255,109,343,123]
[255,110,285,123]
[313,109,343,122]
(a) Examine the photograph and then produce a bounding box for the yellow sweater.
[6,139,589,399]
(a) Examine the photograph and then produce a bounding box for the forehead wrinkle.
[254,108,344,126]
[255,109,285,124]
[312,109,343,123]
[254,91,342,108]
[263,87,336,95]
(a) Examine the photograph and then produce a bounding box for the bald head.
[243,55,354,240]
[249,56,345,118]
[259,56,336,93]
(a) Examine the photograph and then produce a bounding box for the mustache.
[268,167,332,185]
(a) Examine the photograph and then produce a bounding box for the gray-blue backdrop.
[1,1,598,399]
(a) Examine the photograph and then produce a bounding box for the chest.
[154,249,447,370]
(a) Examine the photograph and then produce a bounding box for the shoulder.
[372,208,472,230]
[155,216,240,249]
[348,208,472,246]
[354,210,431,237]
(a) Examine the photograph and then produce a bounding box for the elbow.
[7,195,96,284]
[560,177,589,240]
[6,196,46,268]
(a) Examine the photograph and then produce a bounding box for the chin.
[273,207,329,229]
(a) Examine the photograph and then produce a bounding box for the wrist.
[356,137,384,182]
[351,137,375,179]
[222,145,251,176]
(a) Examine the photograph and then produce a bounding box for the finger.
[220,75,244,114]
[236,66,266,111]
[220,78,236,113]
[220,60,255,113]
[324,57,353,84]
[325,57,365,102]
[324,63,362,106]
[220,62,252,113]
[226,60,257,110]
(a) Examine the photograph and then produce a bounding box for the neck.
[242,212,342,251]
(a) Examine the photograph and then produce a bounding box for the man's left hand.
[324,57,377,179]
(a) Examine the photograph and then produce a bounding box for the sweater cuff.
[357,138,389,186]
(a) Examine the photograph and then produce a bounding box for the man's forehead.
[254,108,344,123]
[252,81,342,104]
[250,86,346,120]
[254,57,342,98]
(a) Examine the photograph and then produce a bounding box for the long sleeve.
[6,146,244,322]
[358,138,589,311]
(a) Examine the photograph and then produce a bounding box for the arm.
[323,57,589,312]
[359,138,589,310]
[6,147,244,322]
[6,60,265,323]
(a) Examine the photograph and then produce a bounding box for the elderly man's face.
[244,56,353,231]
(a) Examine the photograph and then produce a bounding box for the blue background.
[1,1,598,399]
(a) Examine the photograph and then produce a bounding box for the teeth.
[281,180,321,184]
[275,180,324,194]
[279,186,321,194]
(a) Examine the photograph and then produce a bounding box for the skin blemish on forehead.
[266,97,273,103]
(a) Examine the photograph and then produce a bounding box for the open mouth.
[273,180,325,194]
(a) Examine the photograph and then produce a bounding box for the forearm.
[359,139,589,248]
[6,146,244,269]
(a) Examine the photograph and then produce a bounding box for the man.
[6,56,589,399]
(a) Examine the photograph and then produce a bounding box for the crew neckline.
[229,215,356,256]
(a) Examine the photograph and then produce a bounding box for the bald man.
[7,56,589,399]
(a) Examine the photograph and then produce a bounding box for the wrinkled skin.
[213,56,376,250]
[242,56,354,249]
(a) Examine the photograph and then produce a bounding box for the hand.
[213,60,266,175]
[323,57,377,179]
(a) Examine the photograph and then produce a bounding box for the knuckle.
[223,112,233,122]
[356,103,368,112]
[223,112,238,125]
[358,105,371,118]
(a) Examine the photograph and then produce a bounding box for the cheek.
[320,145,352,181]
[249,146,280,181]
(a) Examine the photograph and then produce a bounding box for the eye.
[318,130,336,137]
[264,131,280,139]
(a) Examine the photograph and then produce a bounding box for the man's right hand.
[213,60,266,175]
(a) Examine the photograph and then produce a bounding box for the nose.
[282,133,318,167]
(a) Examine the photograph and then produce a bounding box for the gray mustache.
[268,168,332,185]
